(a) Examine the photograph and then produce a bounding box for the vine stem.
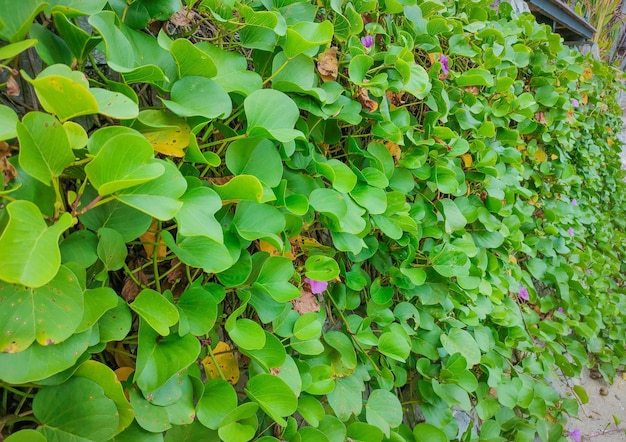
[198,133,246,149]
[326,292,383,376]
[262,59,289,86]
[206,345,228,381]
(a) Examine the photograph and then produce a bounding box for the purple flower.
[572,99,579,108]
[567,228,575,237]
[571,198,578,206]
[557,307,565,313]
[519,286,529,301]
[440,54,449,75]
[304,278,328,294]
[360,35,374,52]
[568,428,582,442]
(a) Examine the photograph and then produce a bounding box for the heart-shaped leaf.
[176,285,219,336]
[0,105,19,141]
[233,201,285,250]
[245,374,298,426]
[135,320,200,392]
[283,21,333,59]
[252,256,300,302]
[197,379,238,429]
[244,89,304,142]
[0,201,73,288]
[131,290,179,336]
[226,138,283,188]
[133,109,192,157]
[162,76,232,119]
[175,187,223,242]
[365,389,402,437]
[17,111,75,185]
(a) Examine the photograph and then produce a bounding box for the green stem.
[262,59,289,86]
[199,133,246,149]
[206,345,228,381]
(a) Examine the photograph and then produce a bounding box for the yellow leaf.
[608,137,615,146]
[509,255,517,264]
[115,367,135,382]
[140,219,167,259]
[384,141,402,161]
[550,154,558,160]
[201,341,240,385]
[533,148,547,162]
[135,111,192,157]
[460,153,472,168]
[582,93,588,105]
[258,240,294,259]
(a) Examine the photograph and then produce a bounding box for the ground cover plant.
[0,0,625,441]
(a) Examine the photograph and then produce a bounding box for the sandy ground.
[562,370,626,441]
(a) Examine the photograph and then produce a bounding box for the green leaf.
[233,201,285,250]
[197,379,238,429]
[30,23,73,66]
[413,423,447,442]
[34,376,119,441]
[0,0,49,42]
[253,256,301,302]
[131,290,179,336]
[162,76,232,119]
[212,175,265,202]
[17,111,75,185]
[218,403,258,442]
[130,386,171,433]
[74,360,134,435]
[242,331,287,370]
[440,328,481,368]
[432,247,470,277]
[439,198,467,233]
[195,42,262,96]
[378,331,410,362]
[135,320,200,392]
[116,160,186,220]
[305,255,339,281]
[0,265,83,352]
[226,138,283,188]
[90,87,140,119]
[245,89,304,143]
[76,287,118,333]
[176,285,219,336]
[316,159,358,193]
[97,227,128,272]
[245,374,298,426]
[0,105,19,140]
[98,297,132,342]
[85,131,164,196]
[3,430,46,442]
[162,231,235,274]
[455,68,494,87]
[238,6,285,51]
[573,385,589,404]
[175,187,223,242]
[365,390,402,438]
[169,38,218,78]
[0,39,37,60]
[0,330,92,384]
[293,313,322,341]
[283,21,334,58]
[0,201,73,288]
[226,317,266,350]
[327,375,364,421]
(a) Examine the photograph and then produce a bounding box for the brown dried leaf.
[6,75,20,97]
[121,264,148,303]
[317,47,338,82]
[169,8,193,27]
[166,258,185,284]
[140,219,167,259]
[384,141,401,162]
[206,175,234,185]
[535,112,546,125]
[357,87,378,112]
[107,342,136,368]
[465,86,479,96]
[1,157,17,188]
[291,289,320,314]
[385,90,405,107]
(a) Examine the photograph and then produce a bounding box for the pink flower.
[557,307,565,313]
[572,99,579,108]
[567,228,575,237]
[519,286,529,301]
[440,54,449,75]
[360,35,374,52]
[568,428,581,442]
[304,278,328,294]
[571,198,578,206]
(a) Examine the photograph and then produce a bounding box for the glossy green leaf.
[245,89,304,142]
[233,201,285,249]
[294,313,323,340]
[197,379,238,429]
[242,331,287,369]
[218,403,258,442]
[0,105,19,141]
[283,21,334,59]
[162,231,235,274]
[116,160,186,220]
[76,287,118,333]
[327,374,364,421]
[245,374,298,426]
[253,256,301,302]
[305,255,339,281]
[34,376,119,441]
[226,138,283,188]
[131,290,179,337]
[365,390,402,437]
[170,38,218,78]
[413,423,448,442]
[130,386,171,433]
[98,297,132,342]
[74,360,134,435]
[0,201,73,288]
[162,76,232,119]
[175,187,223,242]
[226,317,266,350]
[440,328,481,368]
[378,331,410,362]
[212,175,265,202]
[0,265,82,352]
[85,131,164,196]
[0,0,49,42]
[90,87,140,119]
[97,227,127,272]
[0,38,37,60]
[31,23,73,65]
[176,285,219,336]
[3,430,46,442]
[17,111,74,185]
[135,320,200,392]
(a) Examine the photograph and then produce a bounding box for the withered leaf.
[169,8,194,27]
[6,75,20,97]
[535,112,547,125]
[357,87,378,112]
[291,289,320,314]
[384,141,402,162]
[317,47,338,82]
